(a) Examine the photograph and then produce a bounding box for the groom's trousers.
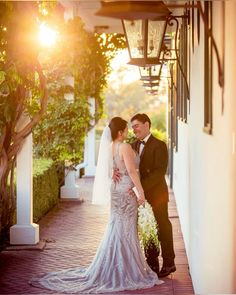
[152,201,175,267]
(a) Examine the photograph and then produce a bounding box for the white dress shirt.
[139,133,151,156]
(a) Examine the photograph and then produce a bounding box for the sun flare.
[39,23,58,47]
[109,50,140,84]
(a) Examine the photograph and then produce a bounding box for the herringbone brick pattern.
[0,177,194,294]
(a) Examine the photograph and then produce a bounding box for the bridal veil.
[92,126,113,205]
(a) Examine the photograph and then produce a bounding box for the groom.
[130,113,176,278]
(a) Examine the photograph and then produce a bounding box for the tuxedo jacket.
[132,134,169,209]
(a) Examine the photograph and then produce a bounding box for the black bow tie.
[139,140,146,145]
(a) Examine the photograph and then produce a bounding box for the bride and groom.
[31,113,175,293]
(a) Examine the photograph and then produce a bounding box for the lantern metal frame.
[95,1,224,91]
[122,18,169,67]
[160,15,190,99]
[139,63,162,83]
[143,81,160,88]
[146,89,158,96]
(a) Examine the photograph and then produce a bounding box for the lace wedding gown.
[30,144,162,293]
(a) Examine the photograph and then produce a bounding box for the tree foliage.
[0,2,49,240]
[149,103,166,132]
[32,16,126,163]
[102,56,167,140]
[0,1,126,241]
[104,61,161,121]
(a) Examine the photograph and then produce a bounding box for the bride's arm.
[120,143,145,204]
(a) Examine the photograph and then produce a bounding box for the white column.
[64,76,74,103]
[10,131,39,245]
[64,7,74,22]
[60,168,80,199]
[60,75,80,199]
[84,97,96,176]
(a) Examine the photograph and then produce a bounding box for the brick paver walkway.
[0,177,194,294]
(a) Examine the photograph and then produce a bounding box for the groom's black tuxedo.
[132,134,175,270]
[132,134,169,209]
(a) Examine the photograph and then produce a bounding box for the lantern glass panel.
[147,20,166,59]
[150,64,161,76]
[145,85,159,91]
[123,20,144,59]
[139,66,149,77]
[139,64,161,78]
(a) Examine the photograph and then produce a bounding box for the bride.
[30,116,163,293]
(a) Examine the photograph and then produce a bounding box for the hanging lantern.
[96,1,171,66]
[139,64,162,82]
[122,18,168,66]
[143,81,160,88]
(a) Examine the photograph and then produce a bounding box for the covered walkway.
[0,177,194,294]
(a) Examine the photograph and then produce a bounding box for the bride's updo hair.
[109,117,127,141]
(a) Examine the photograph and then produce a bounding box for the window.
[169,64,178,152]
[176,14,189,123]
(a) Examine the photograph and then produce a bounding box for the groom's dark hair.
[131,113,151,128]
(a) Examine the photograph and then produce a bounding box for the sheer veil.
[92,126,113,205]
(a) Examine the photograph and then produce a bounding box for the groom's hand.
[112,168,121,183]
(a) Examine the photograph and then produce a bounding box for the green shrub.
[53,161,65,187]
[1,158,59,245]
[151,128,167,143]
[126,128,167,144]
[33,158,59,222]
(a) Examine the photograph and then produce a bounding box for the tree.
[0,2,126,241]
[0,2,48,239]
[32,17,126,164]
[149,103,167,132]
[101,54,167,141]
[103,58,160,121]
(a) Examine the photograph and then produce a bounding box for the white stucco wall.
[173,2,236,293]
[172,121,190,254]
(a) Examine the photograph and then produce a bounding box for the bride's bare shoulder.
[120,142,133,152]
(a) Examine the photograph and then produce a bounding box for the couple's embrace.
[31,113,175,294]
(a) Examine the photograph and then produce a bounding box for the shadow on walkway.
[0,177,194,294]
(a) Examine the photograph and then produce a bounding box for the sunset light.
[109,50,140,85]
[38,23,58,47]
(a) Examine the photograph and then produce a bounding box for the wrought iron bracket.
[166,15,190,100]
[166,1,224,90]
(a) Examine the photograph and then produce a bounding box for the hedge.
[33,158,59,222]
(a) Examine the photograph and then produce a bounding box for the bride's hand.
[138,193,145,206]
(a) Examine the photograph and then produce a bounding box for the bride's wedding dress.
[30,144,162,293]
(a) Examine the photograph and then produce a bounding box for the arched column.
[60,76,80,199]
[84,97,96,177]
[10,116,39,245]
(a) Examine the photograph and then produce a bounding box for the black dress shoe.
[158,265,176,277]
